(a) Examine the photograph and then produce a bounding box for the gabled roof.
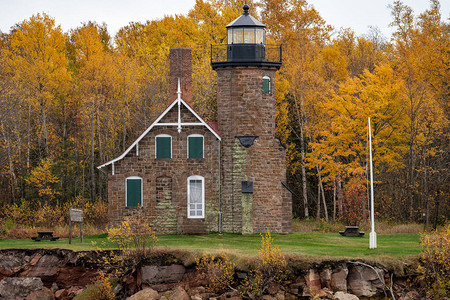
[97,82,221,170]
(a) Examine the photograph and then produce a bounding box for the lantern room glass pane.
[233,28,244,43]
[228,28,233,44]
[244,28,255,43]
[256,28,264,44]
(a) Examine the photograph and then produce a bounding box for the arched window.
[262,76,271,94]
[188,134,204,158]
[187,175,205,218]
[156,134,172,159]
[126,176,142,207]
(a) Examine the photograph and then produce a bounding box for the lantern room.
[226,4,266,62]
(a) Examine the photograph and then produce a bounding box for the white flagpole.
[368,117,377,249]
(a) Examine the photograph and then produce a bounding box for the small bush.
[418,224,450,298]
[196,252,235,293]
[74,272,115,300]
[239,231,288,298]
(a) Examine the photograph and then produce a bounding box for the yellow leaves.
[419,225,450,297]
[25,158,60,201]
[196,252,235,293]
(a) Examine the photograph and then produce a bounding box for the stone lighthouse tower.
[211,4,292,234]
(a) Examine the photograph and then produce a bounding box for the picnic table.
[31,231,60,241]
[339,226,365,237]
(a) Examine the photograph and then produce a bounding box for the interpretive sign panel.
[69,208,83,244]
[69,209,83,222]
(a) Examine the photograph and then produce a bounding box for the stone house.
[98,5,292,234]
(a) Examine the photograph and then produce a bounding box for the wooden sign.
[69,209,83,222]
[69,208,83,244]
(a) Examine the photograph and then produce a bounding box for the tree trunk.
[90,114,96,202]
[337,175,343,218]
[40,98,49,157]
[320,180,328,222]
[294,94,309,217]
[316,182,321,220]
[1,121,17,203]
[333,179,336,222]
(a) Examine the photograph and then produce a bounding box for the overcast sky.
[0,0,448,39]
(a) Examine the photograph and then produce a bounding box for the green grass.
[0,232,421,260]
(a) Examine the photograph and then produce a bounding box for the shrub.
[418,224,450,298]
[239,231,288,298]
[196,252,235,293]
[74,272,115,300]
[106,207,157,270]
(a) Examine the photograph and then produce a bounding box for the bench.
[339,226,365,237]
[31,231,60,241]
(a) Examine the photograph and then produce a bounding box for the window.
[262,76,271,94]
[187,175,204,218]
[188,134,204,158]
[126,176,142,207]
[156,134,172,159]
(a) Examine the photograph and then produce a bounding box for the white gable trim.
[97,95,221,170]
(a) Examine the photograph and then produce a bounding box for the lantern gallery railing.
[211,44,282,66]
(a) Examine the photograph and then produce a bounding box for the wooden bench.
[31,231,60,241]
[339,226,365,237]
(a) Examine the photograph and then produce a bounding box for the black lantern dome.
[211,4,282,69]
[226,4,265,45]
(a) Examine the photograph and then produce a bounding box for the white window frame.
[262,75,271,94]
[125,176,143,207]
[187,175,205,219]
[155,134,172,159]
[187,134,204,158]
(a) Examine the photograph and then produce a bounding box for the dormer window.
[156,134,172,159]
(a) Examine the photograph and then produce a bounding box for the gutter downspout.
[218,139,222,234]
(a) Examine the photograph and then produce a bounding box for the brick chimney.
[170,48,192,105]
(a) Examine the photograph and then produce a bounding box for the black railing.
[211,44,282,65]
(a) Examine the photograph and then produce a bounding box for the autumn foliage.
[0,0,448,226]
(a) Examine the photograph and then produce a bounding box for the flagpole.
[368,117,377,249]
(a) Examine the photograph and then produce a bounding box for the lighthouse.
[211,4,291,234]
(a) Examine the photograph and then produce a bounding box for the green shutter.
[262,77,270,94]
[156,136,171,158]
[189,136,203,158]
[126,178,142,207]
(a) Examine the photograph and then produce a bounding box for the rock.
[331,265,348,292]
[55,289,68,299]
[347,264,384,297]
[67,286,84,297]
[0,277,44,300]
[304,269,321,292]
[113,283,123,295]
[172,286,189,300]
[320,268,332,289]
[127,287,160,300]
[404,290,421,300]
[262,295,276,300]
[37,255,62,267]
[25,287,55,300]
[141,264,185,284]
[51,282,59,291]
[334,291,360,300]
[275,290,285,300]
[0,255,23,277]
[29,254,42,266]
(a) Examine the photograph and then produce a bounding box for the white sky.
[0,0,448,39]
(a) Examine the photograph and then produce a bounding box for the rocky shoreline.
[0,249,423,299]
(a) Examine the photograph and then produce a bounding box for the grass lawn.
[0,232,421,261]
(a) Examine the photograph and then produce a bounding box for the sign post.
[69,209,84,244]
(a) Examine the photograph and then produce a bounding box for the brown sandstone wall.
[216,66,292,233]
